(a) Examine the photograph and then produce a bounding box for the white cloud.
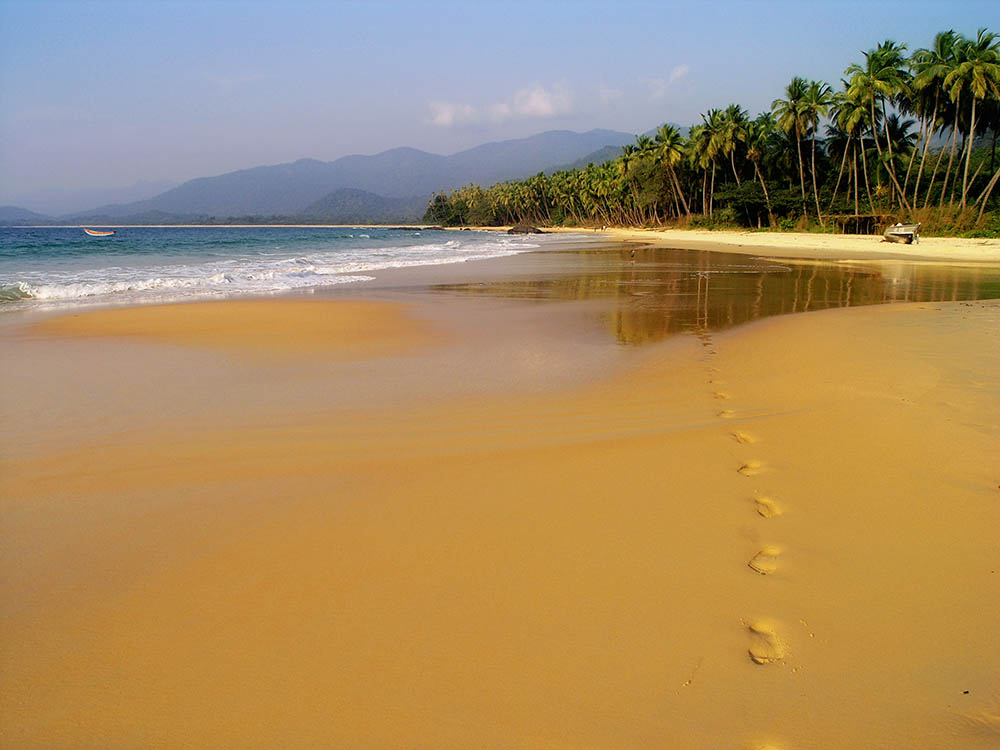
[428,84,574,127]
[641,66,690,101]
[511,84,573,118]
[428,101,479,127]
[669,64,690,84]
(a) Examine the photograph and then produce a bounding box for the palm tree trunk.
[880,99,902,204]
[975,165,1000,223]
[913,112,939,208]
[671,168,690,216]
[853,148,860,216]
[950,133,966,207]
[829,137,851,210]
[967,152,987,189]
[902,113,925,200]
[960,97,977,211]
[795,129,807,214]
[940,97,961,208]
[701,171,707,215]
[752,160,775,226]
[811,130,823,226]
[860,140,876,215]
[730,151,741,186]
[869,100,911,211]
[925,126,953,208]
[709,163,716,217]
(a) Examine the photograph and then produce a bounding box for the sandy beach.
[2,239,999,748]
[543,226,1000,263]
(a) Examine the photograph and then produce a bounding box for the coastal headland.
[2,234,999,748]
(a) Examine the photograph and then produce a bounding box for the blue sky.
[0,0,995,211]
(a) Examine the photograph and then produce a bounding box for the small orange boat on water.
[83,228,116,236]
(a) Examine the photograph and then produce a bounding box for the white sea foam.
[0,231,543,308]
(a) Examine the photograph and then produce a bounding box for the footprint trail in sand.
[747,619,787,665]
[753,495,783,518]
[748,545,782,575]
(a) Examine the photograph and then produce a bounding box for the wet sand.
[2,248,1000,748]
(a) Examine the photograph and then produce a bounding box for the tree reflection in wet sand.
[430,245,1000,345]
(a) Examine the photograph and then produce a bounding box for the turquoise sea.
[0,226,546,308]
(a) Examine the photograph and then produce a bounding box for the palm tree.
[801,80,834,224]
[773,77,810,215]
[910,30,961,207]
[618,143,641,222]
[702,109,726,215]
[845,40,912,209]
[828,85,867,212]
[943,28,1000,209]
[654,124,690,216]
[686,123,711,215]
[716,104,749,186]
[634,134,661,221]
[745,113,776,225]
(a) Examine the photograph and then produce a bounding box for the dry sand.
[545,225,1000,263]
[2,268,999,748]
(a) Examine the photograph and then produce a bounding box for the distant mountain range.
[1,128,643,225]
[0,206,50,223]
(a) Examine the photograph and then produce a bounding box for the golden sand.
[35,299,435,359]
[545,225,1000,262]
[2,291,999,748]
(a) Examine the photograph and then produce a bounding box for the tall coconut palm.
[745,113,776,225]
[845,40,912,209]
[828,85,868,212]
[943,28,1000,209]
[716,104,749,186]
[702,109,726,215]
[654,124,690,216]
[618,143,641,222]
[773,77,810,215]
[686,123,711,215]
[910,30,961,206]
[801,80,834,224]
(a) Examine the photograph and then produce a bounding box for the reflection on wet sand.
[432,246,1000,344]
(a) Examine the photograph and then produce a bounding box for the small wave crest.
[0,281,32,302]
[0,228,539,308]
[4,272,376,303]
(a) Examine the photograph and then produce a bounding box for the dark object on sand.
[508,224,545,234]
[883,222,920,244]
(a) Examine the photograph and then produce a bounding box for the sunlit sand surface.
[36,299,435,359]
[2,254,999,748]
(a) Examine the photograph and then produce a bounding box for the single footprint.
[718,409,736,419]
[747,619,786,664]
[731,430,757,445]
[748,545,782,575]
[754,495,783,518]
[714,391,732,400]
[737,460,763,477]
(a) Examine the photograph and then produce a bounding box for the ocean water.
[0,226,545,309]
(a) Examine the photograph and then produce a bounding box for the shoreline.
[2,235,1000,747]
[9,222,1000,263]
[543,225,1000,263]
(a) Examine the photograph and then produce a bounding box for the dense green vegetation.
[425,29,1000,236]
